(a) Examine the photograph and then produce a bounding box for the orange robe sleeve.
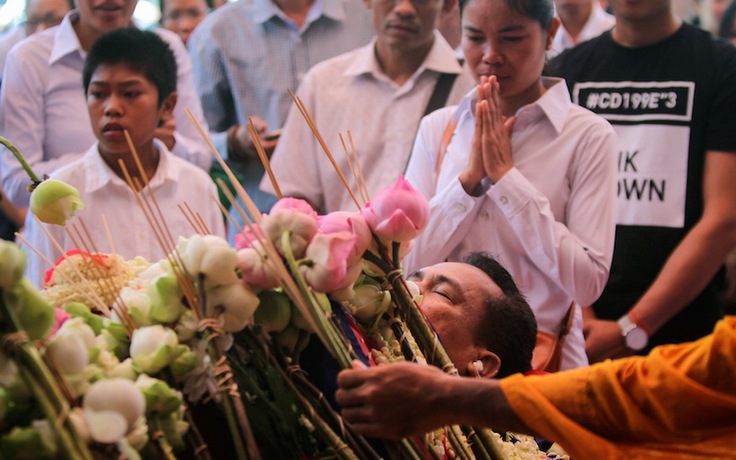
[500,316,736,459]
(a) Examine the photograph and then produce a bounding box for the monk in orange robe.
[336,316,736,459]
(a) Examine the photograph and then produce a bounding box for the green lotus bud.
[30,179,84,225]
[170,346,198,377]
[2,279,55,340]
[348,283,392,323]
[254,290,292,333]
[0,424,57,459]
[156,412,188,453]
[135,375,182,416]
[149,274,184,324]
[63,302,104,334]
[0,241,25,289]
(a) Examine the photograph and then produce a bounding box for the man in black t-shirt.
[547,0,736,360]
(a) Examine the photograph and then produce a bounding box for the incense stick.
[247,117,282,199]
[339,133,366,205]
[184,108,264,225]
[287,90,361,210]
[348,131,370,203]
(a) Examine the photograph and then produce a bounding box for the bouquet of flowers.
[0,110,573,459]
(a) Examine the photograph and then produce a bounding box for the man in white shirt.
[0,0,71,83]
[188,0,375,213]
[549,0,615,57]
[260,0,474,214]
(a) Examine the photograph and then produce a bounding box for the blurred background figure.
[718,0,736,42]
[161,0,211,45]
[0,0,71,83]
[549,0,615,58]
[672,0,700,22]
[438,0,462,54]
[699,0,730,34]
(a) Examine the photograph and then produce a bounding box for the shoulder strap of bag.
[434,116,460,188]
[557,302,576,341]
[423,72,460,117]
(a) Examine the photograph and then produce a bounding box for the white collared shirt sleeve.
[0,42,85,207]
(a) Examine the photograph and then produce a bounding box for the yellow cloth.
[501,316,736,459]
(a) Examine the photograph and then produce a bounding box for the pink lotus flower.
[233,224,265,251]
[237,244,280,289]
[317,212,372,264]
[361,176,429,242]
[270,197,318,218]
[47,307,72,339]
[300,231,356,293]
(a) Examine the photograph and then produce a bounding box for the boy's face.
[86,63,175,159]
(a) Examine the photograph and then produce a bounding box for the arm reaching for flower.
[335,361,529,440]
[337,316,736,458]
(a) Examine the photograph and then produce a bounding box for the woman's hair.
[82,28,177,106]
[460,0,554,29]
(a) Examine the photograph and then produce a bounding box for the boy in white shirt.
[23,28,224,288]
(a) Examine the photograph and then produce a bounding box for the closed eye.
[433,289,452,301]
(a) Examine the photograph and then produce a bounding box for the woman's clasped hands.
[459,75,516,195]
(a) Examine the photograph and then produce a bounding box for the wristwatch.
[617,313,649,351]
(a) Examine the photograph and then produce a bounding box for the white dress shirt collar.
[82,139,180,193]
[458,77,571,135]
[49,10,83,64]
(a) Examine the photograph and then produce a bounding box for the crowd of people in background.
[0,0,735,454]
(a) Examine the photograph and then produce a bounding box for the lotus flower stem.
[197,276,261,460]
[1,292,93,460]
[151,416,178,460]
[240,328,363,460]
[280,231,353,369]
[0,136,42,187]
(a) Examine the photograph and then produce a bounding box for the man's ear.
[478,350,501,378]
[160,92,177,121]
[465,350,501,379]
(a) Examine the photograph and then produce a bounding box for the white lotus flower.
[45,318,95,375]
[83,378,145,444]
[129,325,180,374]
[176,235,239,286]
[206,283,259,333]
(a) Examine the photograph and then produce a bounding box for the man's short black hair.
[463,252,537,377]
[82,28,177,106]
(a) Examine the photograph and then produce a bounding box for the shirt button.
[456,203,466,212]
[480,210,489,220]
[500,196,509,205]
[295,36,303,44]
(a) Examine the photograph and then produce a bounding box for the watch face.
[626,328,648,351]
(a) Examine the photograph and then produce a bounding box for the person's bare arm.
[0,185,26,228]
[335,361,530,440]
